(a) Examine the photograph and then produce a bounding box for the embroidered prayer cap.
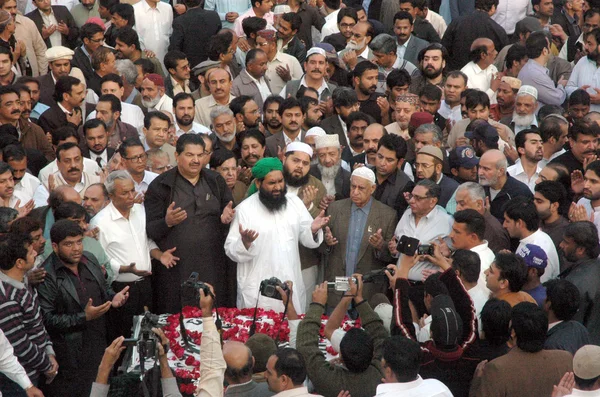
[501,76,522,90]
[418,145,444,162]
[46,46,75,62]
[286,142,313,158]
[396,93,419,105]
[351,166,376,185]
[573,345,600,380]
[305,127,327,138]
[144,73,165,87]
[257,29,276,41]
[517,85,538,100]
[315,134,340,149]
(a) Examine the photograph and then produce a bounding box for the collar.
[299,75,328,95]
[81,45,91,61]
[58,102,72,115]
[357,46,369,59]
[411,205,439,221]
[0,270,26,289]
[208,94,233,108]
[376,376,425,392]
[398,35,411,48]
[170,75,189,91]
[245,70,266,86]
[548,320,563,330]
[470,241,490,253]
[38,8,54,18]
[472,62,494,74]
[141,0,161,12]
[125,87,139,103]
[563,8,578,24]
[107,201,129,221]
[351,197,373,214]
[273,387,312,397]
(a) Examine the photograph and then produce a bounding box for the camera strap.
[249,289,261,336]
[274,290,290,345]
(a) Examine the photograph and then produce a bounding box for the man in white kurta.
[225,158,326,314]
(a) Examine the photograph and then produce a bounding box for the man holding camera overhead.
[323,166,397,306]
[225,157,329,314]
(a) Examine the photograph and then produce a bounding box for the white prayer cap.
[306,47,327,61]
[517,85,538,100]
[352,166,376,185]
[286,142,313,158]
[46,46,74,62]
[315,134,340,149]
[305,127,327,138]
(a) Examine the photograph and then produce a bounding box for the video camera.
[259,277,289,301]
[328,267,395,292]
[181,272,212,307]
[123,310,163,374]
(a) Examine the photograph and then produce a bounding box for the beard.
[317,162,340,181]
[513,112,534,127]
[345,38,365,51]
[305,116,322,128]
[142,96,160,109]
[177,114,193,127]
[217,131,236,143]
[479,174,498,187]
[422,65,443,79]
[259,184,288,212]
[283,167,310,187]
[265,118,281,129]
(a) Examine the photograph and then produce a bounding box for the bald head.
[223,341,252,369]
[471,38,493,51]
[480,149,507,169]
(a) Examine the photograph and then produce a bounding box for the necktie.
[96,156,103,169]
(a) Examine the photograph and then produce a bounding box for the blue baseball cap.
[516,244,548,269]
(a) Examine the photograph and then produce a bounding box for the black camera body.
[417,244,435,256]
[363,267,395,284]
[123,310,162,373]
[181,272,211,306]
[260,277,289,300]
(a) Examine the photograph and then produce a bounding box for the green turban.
[247,157,283,195]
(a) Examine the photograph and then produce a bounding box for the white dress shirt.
[135,171,158,194]
[518,229,560,282]
[507,161,542,193]
[88,149,108,168]
[491,0,533,34]
[273,388,323,397]
[559,33,583,63]
[0,328,32,390]
[37,157,100,190]
[245,72,272,103]
[26,0,77,12]
[14,172,40,201]
[566,57,600,112]
[472,240,495,294]
[38,8,62,48]
[133,0,173,69]
[320,9,341,39]
[461,61,498,100]
[91,202,158,283]
[148,94,174,114]
[396,35,411,60]
[175,121,211,137]
[394,205,453,281]
[438,100,462,123]
[33,171,100,207]
[266,51,303,95]
[194,94,235,128]
[87,102,145,134]
[375,376,453,397]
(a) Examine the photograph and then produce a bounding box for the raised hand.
[220,201,235,224]
[318,194,335,211]
[85,299,111,320]
[571,170,584,194]
[239,223,259,250]
[122,263,152,277]
[311,210,330,234]
[275,64,292,82]
[66,108,82,126]
[388,236,399,256]
[56,22,69,35]
[368,228,384,250]
[111,286,129,308]
[301,185,318,208]
[165,202,187,227]
[324,226,338,246]
[552,372,575,397]
[14,199,34,218]
[160,247,179,268]
[27,268,46,285]
[568,202,591,222]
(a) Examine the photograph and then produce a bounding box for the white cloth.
[33,171,99,207]
[425,9,447,38]
[225,193,323,314]
[266,51,304,96]
[320,9,341,39]
[14,172,40,201]
[88,149,108,168]
[279,75,329,100]
[469,283,490,334]
[37,157,100,190]
[133,0,173,70]
[394,205,453,281]
[246,72,272,103]
[559,33,583,63]
[175,121,211,137]
[518,229,560,282]
[507,161,542,193]
[147,94,173,114]
[438,100,462,123]
[566,57,600,112]
[374,376,453,397]
[204,0,252,29]
[397,35,411,60]
[273,387,323,397]
[38,9,61,48]
[0,328,32,390]
[563,390,600,397]
[90,203,158,283]
[472,240,495,294]
[461,61,498,100]
[135,171,158,194]
[491,0,533,34]
[87,102,145,134]
[576,198,600,244]
[5,190,30,208]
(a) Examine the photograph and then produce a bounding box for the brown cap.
[418,145,443,162]
[574,345,600,379]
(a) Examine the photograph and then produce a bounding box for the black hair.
[515,128,541,151]
[239,128,266,147]
[0,233,32,271]
[539,114,568,143]
[505,43,527,71]
[2,144,26,162]
[91,47,114,71]
[97,93,122,113]
[281,12,301,31]
[55,142,81,163]
[144,111,171,130]
[526,31,550,59]
[451,249,481,284]
[50,219,84,245]
[99,0,118,10]
[173,92,195,108]
[0,207,17,233]
[332,86,358,109]
[494,252,528,293]
[230,95,254,116]
[469,44,489,64]
[273,348,307,386]
[337,7,358,24]
[134,58,155,75]
[53,76,82,104]
[480,298,512,346]
[54,202,88,222]
[465,90,490,110]
[570,120,599,141]
[353,60,378,79]
[118,137,144,159]
[416,178,441,199]
[386,69,411,90]
[16,76,40,89]
[377,133,407,160]
[176,133,205,155]
[208,31,234,61]
[110,3,135,25]
[475,0,499,12]
[339,328,374,373]
[569,88,591,107]
[80,22,104,41]
[164,50,187,73]
[511,302,548,353]
[346,111,371,130]
[100,73,123,88]
[544,279,581,321]
[503,196,539,232]
[52,126,80,146]
[115,26,140,50]
[242,17,267,38]
[419,83,442,102]
[538,105,566,120]
[263,95,283,114]
[393,10,413,25]
[453,209,486,241]
[423,272,449,297]
[224,350,253,383]
[381,336,422,382]
[278,97,302,117]
[299,96,319,115]
[0,86,19,105]
[10,216,43,235]
[564,221,600,259]
[324,0,341,9]
[535,180,568,217]
[245,48,266,68]
[209,148,235,169]
[83,119,107,137]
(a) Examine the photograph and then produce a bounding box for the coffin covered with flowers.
[127,306,361,395]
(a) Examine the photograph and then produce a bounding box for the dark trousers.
[0,373,38,397]
[408,281,427,318]
[111,277,153,339]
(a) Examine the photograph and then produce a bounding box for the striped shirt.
[0,272,54,378]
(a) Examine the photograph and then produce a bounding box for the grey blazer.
[403,34,429,66]
[265,130,307,157]
[231,69,272,110]
[224,380,274,397]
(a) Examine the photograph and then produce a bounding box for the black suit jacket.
[309,163,351,200]
[81,146,115,163]
[168,7,221,68]
[37,73,56,107]
[71,46,94,84]
[38,104,80,134]
[321,115,347,147]
[26,6,79,49]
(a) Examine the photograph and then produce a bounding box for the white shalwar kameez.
[225,193,323,314]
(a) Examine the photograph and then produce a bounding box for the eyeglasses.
[415,162,435,170]
[405,193,431,201]
[89,37,105,44]
[124,153,148,162]
[340,22,356,29]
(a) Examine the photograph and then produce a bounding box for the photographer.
[296,276,387,397]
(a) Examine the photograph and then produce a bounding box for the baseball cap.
[516,244,548,269]
[573,345,600,380]
[430,294,463,347]
[449,146,479,169]
[418,145,444,162]
[465,122,499,146]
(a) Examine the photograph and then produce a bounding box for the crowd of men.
[2,0,600,395]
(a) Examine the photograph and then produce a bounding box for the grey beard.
[513,112,534,127]
[142,96,160,109]
[317,162,340,180]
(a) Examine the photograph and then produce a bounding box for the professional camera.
[259,277,289,300]
[363,267,395,283]
[123,310,162,374]
[181,272,212,307]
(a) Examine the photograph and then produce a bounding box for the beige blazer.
[15,14,48,77]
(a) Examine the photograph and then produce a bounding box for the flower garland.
[162,306,362,396]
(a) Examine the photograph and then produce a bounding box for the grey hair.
[456,182,486,203]
[416,179,441,200]
[104,170,135,195]
[114,59,138,85]
[146,148,169,167]
[414,123,442,144]
[210,105,234,123]
[496,156,508,171]
[369,33,397,54]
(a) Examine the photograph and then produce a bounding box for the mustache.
[68,167,81,172]
[366,148,377,154]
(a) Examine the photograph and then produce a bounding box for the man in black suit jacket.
[38,76,85,134]
[80,118,115,169]
[71,22,105,84]
[168,0,221,68]
[26,2,79,50]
